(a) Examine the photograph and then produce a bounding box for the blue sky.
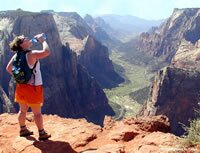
[1,0,200,20]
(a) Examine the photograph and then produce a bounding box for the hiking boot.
[20,128,34,137]
[38,129,51,141]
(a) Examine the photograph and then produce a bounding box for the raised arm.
[30,40,51,59]
[27,34,51,65]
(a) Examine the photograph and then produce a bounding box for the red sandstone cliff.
[142,66,200,135]
[141,39,200,136]
[134,8,200,62]
[1,113,198,153]
[138,8,200,136]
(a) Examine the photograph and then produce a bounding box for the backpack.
[12,50,37,84]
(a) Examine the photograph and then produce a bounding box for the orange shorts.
[15,84,44,107]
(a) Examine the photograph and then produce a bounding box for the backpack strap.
[25,50,38,86]
[32,60,38,71]
[32,60,38,86]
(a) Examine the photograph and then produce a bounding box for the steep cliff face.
[79,36,124,88]
[0,86,15,113]
[0,12,15,93]
[54,12,124,88]
[135,8,200,61]
[53,12,94,53]
[57,12,94,39]
[0,86,4,113]
[0,10,114,125]
[142,66,200,135]
[138,8,200,136]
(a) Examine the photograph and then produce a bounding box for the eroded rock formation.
[0,10,114,125]
[140,8,200,136]
[135,8,200,62]
[142,66,200,135]
[54,12,124,88]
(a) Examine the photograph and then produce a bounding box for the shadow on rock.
[26,136,77,153]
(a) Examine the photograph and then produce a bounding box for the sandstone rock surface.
[0,113,195,153]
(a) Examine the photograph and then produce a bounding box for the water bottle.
[31,33,46,43]
[31,38,38,43]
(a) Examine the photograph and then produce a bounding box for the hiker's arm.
[29,33,51,60]
[6,54,16,75]
[31,40,51,59]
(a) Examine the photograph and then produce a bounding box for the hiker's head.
[9,35,32,52]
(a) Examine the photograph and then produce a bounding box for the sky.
[0,0,200,20]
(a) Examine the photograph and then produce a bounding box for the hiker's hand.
[34,33,45,43]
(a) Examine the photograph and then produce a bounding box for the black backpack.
[12,50,37,84]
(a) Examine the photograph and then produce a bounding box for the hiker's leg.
[31,106,51,140]
[31,106,43,130]
[18,103,34,137]
[18,103,29,127]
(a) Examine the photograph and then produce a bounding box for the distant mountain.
[84,14,112,41]
[84,14,122,49]
[133,8,200,62]
[99,14,164,42]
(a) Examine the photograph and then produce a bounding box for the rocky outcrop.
[57,12,94,39]
[172,39,200,71]
[54,12,124,88]
[1,113,195,153]
[142,66,200,135]
[52,12,93,54]
[135,8,200,62]
[0,10,114,125]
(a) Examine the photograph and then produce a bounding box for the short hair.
[9,36,24,52]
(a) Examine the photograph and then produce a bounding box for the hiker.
[6,33,51,140]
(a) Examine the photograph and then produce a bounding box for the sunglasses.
[20,37,29,43]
